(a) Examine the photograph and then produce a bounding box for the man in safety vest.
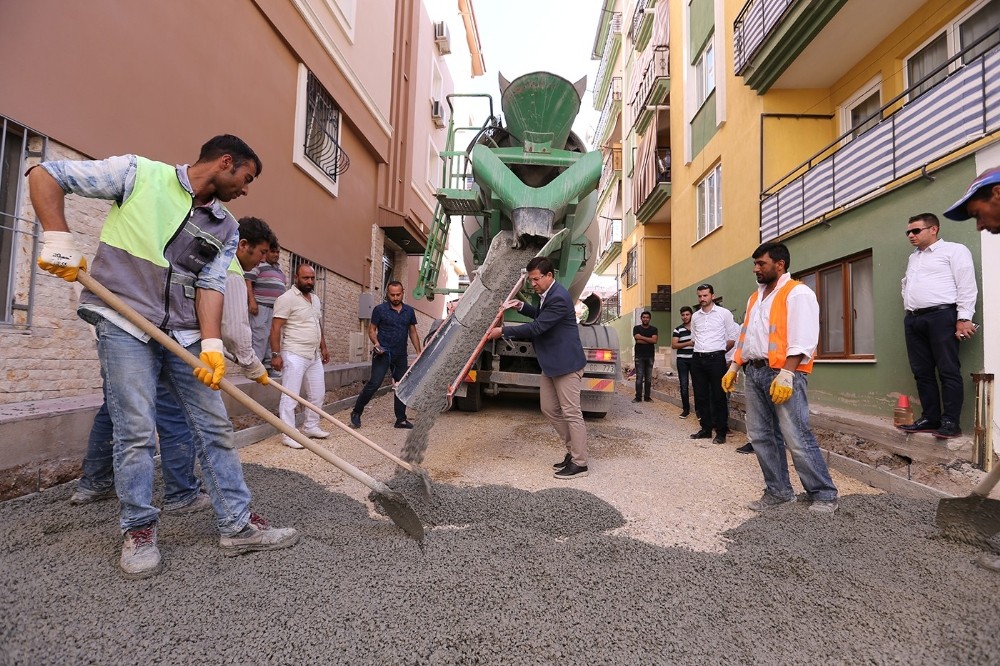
[722,242,839,514]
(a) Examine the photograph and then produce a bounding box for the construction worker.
[723,241,839,514]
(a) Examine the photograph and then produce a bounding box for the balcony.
[594,77,622,148]
[599,145,622,195]
[760,37,1000,242]
[628,0,656,50]
[596,217,623,274]
[593,12,623,110]
[635,147,671,224]
[630,47,669,135]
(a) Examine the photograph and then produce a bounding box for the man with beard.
[270,263,330,447]
[723,242,839,514]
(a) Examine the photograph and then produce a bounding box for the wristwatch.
[958,319,970,322]
[271,352,281,358]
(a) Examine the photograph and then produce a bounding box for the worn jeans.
[278,350,325,432]
[676,356,692,414]
[78,377,202,510]
[353,349,408,422]
[94,317,252,535]
[744,363,838,501]
[634,357,654,400]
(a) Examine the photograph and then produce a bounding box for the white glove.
[769,369,795,405]
[38,231,86,281]
[243,359,269,385]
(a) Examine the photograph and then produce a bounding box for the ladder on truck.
[413,94,498,301]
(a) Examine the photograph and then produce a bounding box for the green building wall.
[667,157,984,427]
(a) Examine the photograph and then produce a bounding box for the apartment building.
[665,0,998,426]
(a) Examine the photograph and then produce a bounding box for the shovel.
[267,379,434,501]
[76,271,424,542]
[935,463,1000,546]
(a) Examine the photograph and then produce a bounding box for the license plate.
[585,363,616,374]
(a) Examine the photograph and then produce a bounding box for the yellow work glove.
[769,369,795,405]
[38,231,87,282]
[243,359,269,385]
[721,362,740,393]
[194,338,227,389]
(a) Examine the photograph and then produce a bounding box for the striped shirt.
[246,261,287,307]
[672,325,693,359]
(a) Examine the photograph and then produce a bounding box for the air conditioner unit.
[431,99,446,128]
[433,21,451,55]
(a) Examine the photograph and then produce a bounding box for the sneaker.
[219,513,300,557]
[678,411,690,419]
[350,412,361,429]
[120,522,163,580]
[394,420,414,429]
[553,462,589,479]
[69,486,116,505]
[934,420,962,439]
[746,492,795,512]
[735,443,754,454]
[281,436,304,449]
[163,492,213,515]
[809,500,839,514]
[302,427,330,439]
[552,453,572,470]
[977,551,1000,572]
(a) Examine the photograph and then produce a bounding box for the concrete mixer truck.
[401,71,620,418]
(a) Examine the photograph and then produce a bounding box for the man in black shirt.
[633,311,658,403]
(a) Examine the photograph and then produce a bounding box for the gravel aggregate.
[2,391,999,664]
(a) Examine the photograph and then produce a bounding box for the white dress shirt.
[901,239,977,320]
[691,303,739,353]
[739,273,819,362]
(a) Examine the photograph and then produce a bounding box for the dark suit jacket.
[503,281,587,377]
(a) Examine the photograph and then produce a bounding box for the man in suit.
[487,256,590,479]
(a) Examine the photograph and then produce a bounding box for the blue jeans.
[353,349,408,422]
[634,356,653,400]
[79,380,202,510]
[94,317,251,535]
[743,364,838,501]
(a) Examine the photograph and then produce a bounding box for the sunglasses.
[905,227,930,236]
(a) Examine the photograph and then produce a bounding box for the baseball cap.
[944,166,1000,220]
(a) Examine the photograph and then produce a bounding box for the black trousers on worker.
[676,356,692,414]
[691,351,728,435]
[903,307,962,424]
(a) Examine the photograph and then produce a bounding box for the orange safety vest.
[733,279,814,374]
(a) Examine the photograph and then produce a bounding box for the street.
[1,388,997,664]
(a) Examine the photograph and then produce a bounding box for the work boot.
[120,522,163,580]
[219,513,300,557]
[162,492,213,516]
[746,491,794,512]
[809,500,839,514]
[69,486,116,505]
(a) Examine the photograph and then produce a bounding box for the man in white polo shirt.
[269,263,330,448]
[689,283,739,444]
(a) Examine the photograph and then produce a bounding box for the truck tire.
[454,382,482,412]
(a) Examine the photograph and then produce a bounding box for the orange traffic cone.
[894,394,914,427]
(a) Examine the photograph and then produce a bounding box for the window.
[288,252,328,324]
[696,163,722,239]
[839,77,881,142]
[695,38,715,108]
[1,117,42,327]
[623,246,638,288]
[905,0,1000,100]
[427,138,441,192]
[795,252,874,359]
[293,65,349,196]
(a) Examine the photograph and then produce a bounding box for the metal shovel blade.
[371,489,425,543]
[935,496,1000,546]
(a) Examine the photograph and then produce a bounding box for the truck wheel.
[583,411,607,419]
[454,383,482,412]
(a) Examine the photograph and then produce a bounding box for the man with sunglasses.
[899,213,977,439]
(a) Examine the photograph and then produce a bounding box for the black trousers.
[691,352,729,434]
[904,308,962,424]
[676,357,692,414]
[635,357,654,399]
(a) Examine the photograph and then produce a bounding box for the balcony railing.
[594,77,622,147]
[630,46,670,133]
[628,0,654,46]
[594,12,623,109]
[599,145,623,194]
[733,0,796,74]
[761,33,1000,242]
[635,145,671,222]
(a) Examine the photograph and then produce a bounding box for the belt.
[906,304,955,316]
[692,350,726,357]
[743,359,769,369]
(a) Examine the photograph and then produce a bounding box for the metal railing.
[733,0,796,74]
[634,143,670,214]
[599,146,623,194]
[629,46,670,124]
[600,292,621,324]
[628,0,653,44]
[594,77,622,146]
[761,32,1000,242]
[594,12,623,105]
